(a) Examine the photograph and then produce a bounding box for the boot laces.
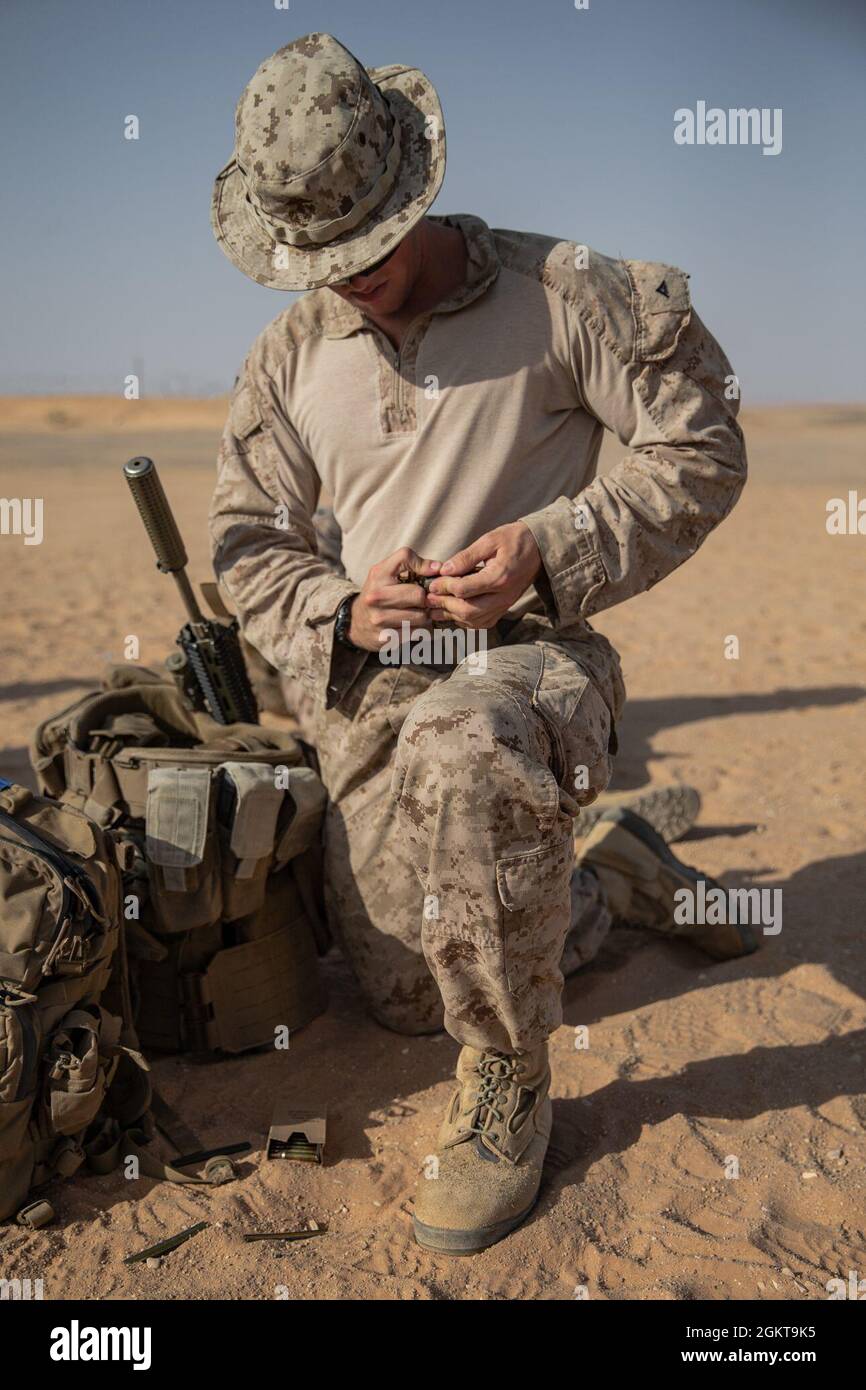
[461,1051,522,1134]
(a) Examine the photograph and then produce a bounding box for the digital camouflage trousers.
[307,615,626,1053]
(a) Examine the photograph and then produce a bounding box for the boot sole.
[413,1195,539,1255]
[578,785,700,844]
[603,807,760,960]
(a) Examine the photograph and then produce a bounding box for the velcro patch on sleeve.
[625,260,692,363]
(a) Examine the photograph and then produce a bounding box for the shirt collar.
[318,214,501,339]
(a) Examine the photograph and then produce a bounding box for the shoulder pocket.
[229,383,264,442]
[625,260,691,363]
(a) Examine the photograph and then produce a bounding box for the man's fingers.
[440,534,497,577]
[427,563,505,599]
[379,547,442,580]
[373,611,433,633]
[410,555,443,579]
[364,582,429,611]
[432,594,496,627]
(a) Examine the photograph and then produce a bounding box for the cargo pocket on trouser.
[218,762,284,922]
[496,833,574,1014]
[145,767,222,932]
[532,645,614,815]
[424,831,575,1055]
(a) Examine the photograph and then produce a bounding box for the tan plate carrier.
[30,669,329,1056]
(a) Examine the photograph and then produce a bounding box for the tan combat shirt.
[209,214,746,708]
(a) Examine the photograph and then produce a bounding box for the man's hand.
[426,522,542,629]
[348,546,442,652]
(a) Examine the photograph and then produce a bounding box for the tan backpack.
[0,779,150,1224]
[30,668,329,1057]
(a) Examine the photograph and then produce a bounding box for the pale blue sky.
[1,0,863,401]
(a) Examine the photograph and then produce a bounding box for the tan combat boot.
[577,782,701,843]
[577,807,758,959]
[413,1043,550,1254]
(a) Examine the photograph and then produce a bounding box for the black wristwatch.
[334,594,360,650]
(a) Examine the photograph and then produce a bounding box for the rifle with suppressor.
[123,456,258,725]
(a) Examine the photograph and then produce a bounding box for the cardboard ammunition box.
[266,1104,327,1164]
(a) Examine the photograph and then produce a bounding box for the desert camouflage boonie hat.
[211,32,446,291]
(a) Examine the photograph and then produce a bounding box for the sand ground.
[0,400,864,1300]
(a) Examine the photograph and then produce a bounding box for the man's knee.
[392,674,559,861]
[394,675,531,782]
[370,988,445,1036]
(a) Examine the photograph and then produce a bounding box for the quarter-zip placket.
[358,218,503,438]
[393,315,430,431]
[368,313,431,436]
